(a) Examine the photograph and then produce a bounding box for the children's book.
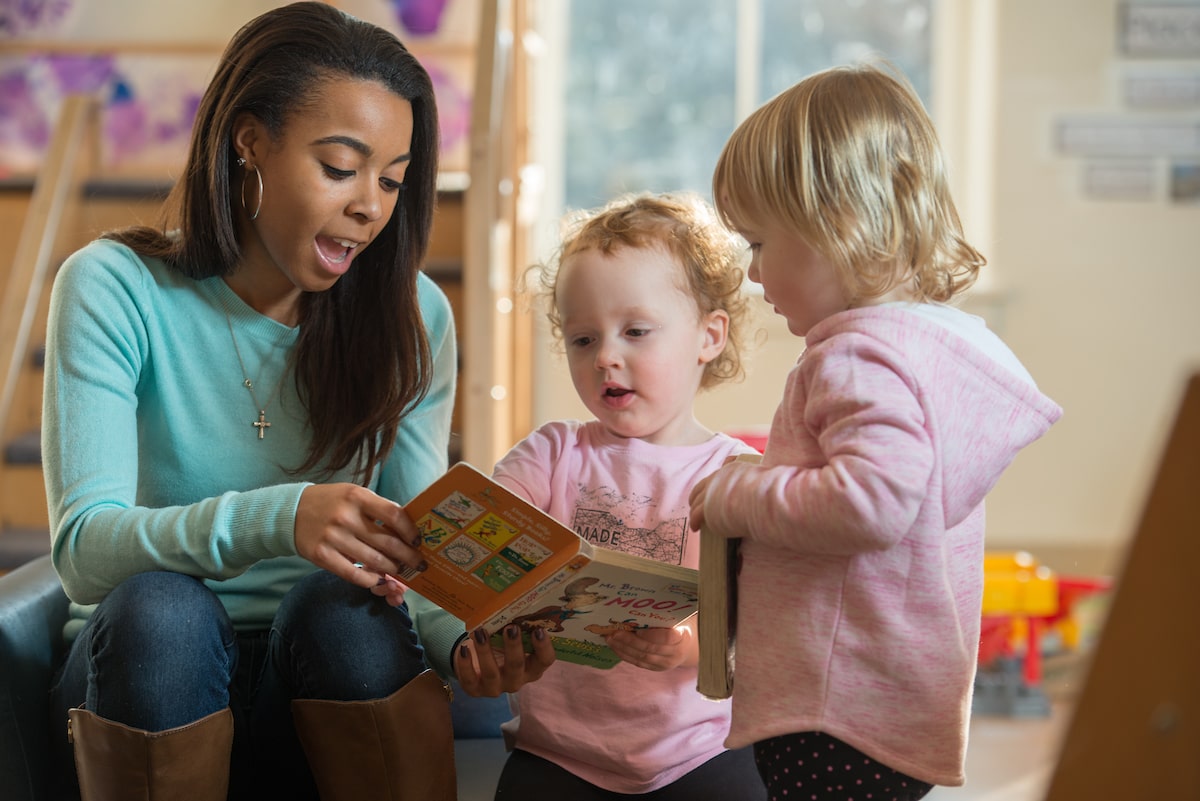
[696,452,761,700]
[396,462,700,669]
[696,525,738,699]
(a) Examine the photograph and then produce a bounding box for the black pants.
[753,731,933,801]
[494,746,766,800]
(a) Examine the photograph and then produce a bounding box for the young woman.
[41,4,553,799]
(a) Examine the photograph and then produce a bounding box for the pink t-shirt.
[493,420,757,793]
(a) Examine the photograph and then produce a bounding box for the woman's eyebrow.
[312,134,412,165]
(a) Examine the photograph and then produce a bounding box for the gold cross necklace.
[224,310,290,440]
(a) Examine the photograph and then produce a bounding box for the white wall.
[44,1,281,42]
[532,0,1200,557]
[983,0,1199,551]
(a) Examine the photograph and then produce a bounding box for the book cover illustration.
[397,464,584,631]
[397,463,700,669]
[484,557,699,669]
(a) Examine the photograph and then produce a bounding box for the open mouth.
[317,236,359,265]
[601,386,636,409]
[599,383,636,412]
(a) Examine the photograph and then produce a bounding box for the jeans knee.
[92,572,233,662]
[75,572,235,728]
[277,569,411,636]
[272,570,426,698]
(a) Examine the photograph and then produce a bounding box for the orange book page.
[398,463,586,630]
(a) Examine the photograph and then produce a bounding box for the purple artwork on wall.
[388,0,449,35]
[1,0,473,175]
[99,65,205,165]
[0,53,115,173]
[0,51,204,174]
[0,68,51,156]
[0,0,76,37]
[428,62,469,158]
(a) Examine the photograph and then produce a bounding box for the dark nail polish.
[416,561,428,572]
[533,627,546,641]
[474,628,488,644]
[459,643,470,659]
[506,625,519,640]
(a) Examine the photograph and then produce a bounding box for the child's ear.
[698,310,729,365]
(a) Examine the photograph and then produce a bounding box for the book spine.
[697,532,736,700]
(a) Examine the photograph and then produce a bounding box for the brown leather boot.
[67,706,234,801]
[291,669,457,801]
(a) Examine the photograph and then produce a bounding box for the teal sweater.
[42,239,466,677]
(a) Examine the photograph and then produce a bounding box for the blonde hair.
[712,62,984,304]
[533,192,751,389]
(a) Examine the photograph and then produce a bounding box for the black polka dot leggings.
[753,731,933,801]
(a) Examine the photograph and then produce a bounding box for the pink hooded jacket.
[700,306,1062,785]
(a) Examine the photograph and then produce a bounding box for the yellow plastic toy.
[976,551,1111,716]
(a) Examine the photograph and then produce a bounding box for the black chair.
[0,555,69,801]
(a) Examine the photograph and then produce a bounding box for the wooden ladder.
[0,95,98,571]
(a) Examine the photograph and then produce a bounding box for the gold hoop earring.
[240,162,263,221]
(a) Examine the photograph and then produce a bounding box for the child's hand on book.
[606,622,698,672]
[690,459,740,531]
[690,453,759,532]
[688,473,714,531]
[454,624,557,697]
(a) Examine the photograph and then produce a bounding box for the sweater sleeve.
[43,243,307,605]
[704,333,936,555]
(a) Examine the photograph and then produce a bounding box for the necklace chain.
[224,310,289,440]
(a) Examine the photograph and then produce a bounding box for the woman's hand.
[294,483,426,590]
[370,573,408,606]
[607,622,697,671]
[453,625,557,697]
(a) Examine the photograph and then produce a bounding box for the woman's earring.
[240,162,263,221]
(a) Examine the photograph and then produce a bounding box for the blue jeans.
[49,569,429,800]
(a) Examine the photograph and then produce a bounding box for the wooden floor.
[927,703,1071,801]
[924,545,1115,801]
[455,738,508,801]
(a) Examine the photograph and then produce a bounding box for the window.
[558,0,934,210]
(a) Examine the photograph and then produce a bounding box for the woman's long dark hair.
[106,1,439,481]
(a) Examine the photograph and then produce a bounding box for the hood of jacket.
[805,307,1062,528]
